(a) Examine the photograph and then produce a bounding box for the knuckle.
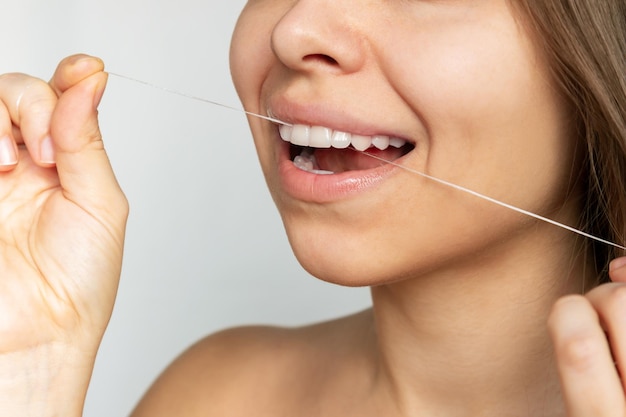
[84,122,104,145]
[558,332,603,371]
[0,73,48,95]
[0,74,57,134]
[116,193,130,220]
[0,72,30,84]
[101,190,129,235]
[81,122,105,152]
[20,80,56,108]
[549,296,607,373]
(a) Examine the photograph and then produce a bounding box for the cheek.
[230,2,284,182]
[385,26,537,140]
[230,2,276,111]
[381,15,573,201]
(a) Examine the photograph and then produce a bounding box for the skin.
[0,2,625,417]
[229,1,589,414]
[231,0,583,287]
[0,55,128,416]
[134,0,626,416]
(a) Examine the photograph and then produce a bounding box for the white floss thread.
[107,72,291,126]
[107,72,626,251]
[360,151,626,251]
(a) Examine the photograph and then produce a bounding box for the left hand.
[549,257,626,416]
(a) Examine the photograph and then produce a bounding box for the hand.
[0,55,128,415]
[549,257,626,415]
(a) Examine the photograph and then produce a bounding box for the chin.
[287,226,407,287]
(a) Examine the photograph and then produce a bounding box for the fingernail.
[40,135,56,164]
[610,256,626,272]
[0,136,17,166]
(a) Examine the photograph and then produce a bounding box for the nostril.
[303,54,339,66]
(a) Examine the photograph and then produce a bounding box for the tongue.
[313,147,407,173]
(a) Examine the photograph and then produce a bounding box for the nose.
[271,0,367,75]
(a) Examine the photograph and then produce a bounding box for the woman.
[0,0,625,416]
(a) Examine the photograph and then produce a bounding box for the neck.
[368,228,592,417]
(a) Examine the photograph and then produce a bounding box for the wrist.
[0,342,96,417]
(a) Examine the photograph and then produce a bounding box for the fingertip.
[51,54,106,95]
[548,294,590,332]
[38,135,56,166]
[0,100,18,169]
[610,256,626,271]
[0,135,18,170]
[609,257,626,282]
[72,54,105,75]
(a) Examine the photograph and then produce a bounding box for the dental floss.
[106,72,626,251]
[361,151,626,251]
[107,72,292,126]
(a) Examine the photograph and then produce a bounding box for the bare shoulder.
[130,309,374,417]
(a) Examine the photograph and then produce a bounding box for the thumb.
[50,70,127,223]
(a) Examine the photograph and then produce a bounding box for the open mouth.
[279,124,415,174]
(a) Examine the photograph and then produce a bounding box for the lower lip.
[277,141,399,203]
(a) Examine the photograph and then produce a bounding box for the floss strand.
[107,71,626,252]
[107,72,291,126]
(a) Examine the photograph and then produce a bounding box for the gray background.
[1,1,371,415]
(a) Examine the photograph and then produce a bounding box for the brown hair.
[515,0,626,284]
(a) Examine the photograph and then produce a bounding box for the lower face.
[230,0,581,286]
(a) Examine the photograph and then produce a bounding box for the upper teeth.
[279,124,407,151]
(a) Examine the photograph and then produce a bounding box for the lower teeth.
[293,150,334,175]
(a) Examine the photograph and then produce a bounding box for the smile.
[279,124,414,175]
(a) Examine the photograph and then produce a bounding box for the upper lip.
[267,97,416,143]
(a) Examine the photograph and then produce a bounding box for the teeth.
[351,135,371,151]
[279,124,293,142]
[389,137,406,148]
[309,126,332,148]
[280,123,407,151]
[372,135,390,150]
[331,131,351,149]
[290,125,310,147]
[294,149,334,175]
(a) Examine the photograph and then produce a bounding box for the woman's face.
[230,0,579,285]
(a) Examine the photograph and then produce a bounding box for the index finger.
[49,55,105,96]
[0,73,57,165]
